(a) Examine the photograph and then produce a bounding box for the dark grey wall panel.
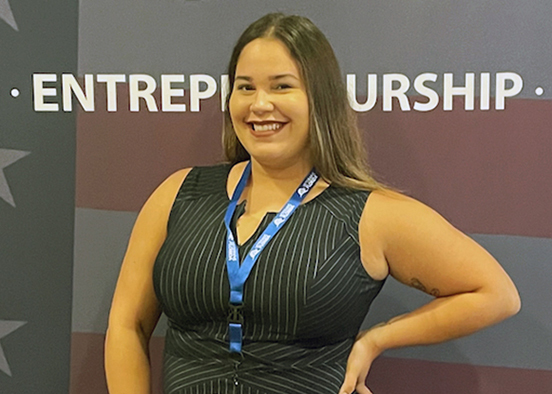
[0,0,78,392]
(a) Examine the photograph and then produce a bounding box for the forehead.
[235,38,301,78]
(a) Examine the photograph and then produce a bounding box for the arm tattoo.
[410,278,440,297]
[410,278,427,292]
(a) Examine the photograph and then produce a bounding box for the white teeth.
[253,123,282,132]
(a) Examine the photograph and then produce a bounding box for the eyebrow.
[235,74,299,82]
[270,74,299,81]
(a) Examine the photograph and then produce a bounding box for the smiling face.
[228,38,311,170]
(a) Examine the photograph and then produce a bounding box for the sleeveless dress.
[153,164,385,394]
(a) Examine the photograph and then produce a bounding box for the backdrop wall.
[1,1,551,393]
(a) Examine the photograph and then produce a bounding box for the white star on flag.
[0,149,30,207]
[0,0,18,31]
[0,320,26,377]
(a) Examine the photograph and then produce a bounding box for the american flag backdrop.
[1,1,552,393]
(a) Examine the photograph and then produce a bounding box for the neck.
[245,158,314,213]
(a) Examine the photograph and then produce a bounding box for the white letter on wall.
[413,73,439,112]
[496,72,523,110]
[444,73,475,111]
[383,74,410,112]
[33,74,59,112]
[190,74,217,112]
[347,74,377,112]
[62,74,95,112]
[480,73,491,111]
[161,74,186,112]
[129,74,158,112]
[220,75,229,112]
[97,74,126,112]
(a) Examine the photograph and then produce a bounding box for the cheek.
[230,94,253,118]
[286,95,309,121]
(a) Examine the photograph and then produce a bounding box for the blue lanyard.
[223,162,319,353]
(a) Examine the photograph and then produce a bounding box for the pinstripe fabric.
[153,164,385,394]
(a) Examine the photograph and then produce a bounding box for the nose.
[250,89,274,113]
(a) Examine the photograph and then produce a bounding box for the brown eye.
[236,84,254,91]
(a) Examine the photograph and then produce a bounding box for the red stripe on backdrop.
[70,332,552,394]
[76,87,551,237]
[75,85,223,212]
[360,98,552,238]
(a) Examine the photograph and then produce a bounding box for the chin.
[253,152,311,171]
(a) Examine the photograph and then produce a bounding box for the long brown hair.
[223,13,383,191]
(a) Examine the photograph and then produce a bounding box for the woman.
[105,13,520,394]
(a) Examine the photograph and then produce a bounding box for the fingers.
[339,376,373,394]
[340,353,371,394]
[338,374,356,394]
[339,383,373,394]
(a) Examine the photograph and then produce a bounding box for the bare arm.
[340,190,520,394]
[105,168,191,394]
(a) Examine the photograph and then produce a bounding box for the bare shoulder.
[359,189,412,279]
[359,188,462,281]
[366,188,472,253]
[157,167,193,197]
[145,168,193,211]
[128,167,194,238]
[361,188,446,232]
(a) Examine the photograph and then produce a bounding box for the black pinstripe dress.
[153,164,385,394]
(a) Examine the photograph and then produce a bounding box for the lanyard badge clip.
[228,303,244,325]
[228,303,244,353]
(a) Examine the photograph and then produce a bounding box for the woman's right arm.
[105,168,191,394]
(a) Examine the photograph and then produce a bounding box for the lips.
[248,121,287,136]
[252,123,282,132]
